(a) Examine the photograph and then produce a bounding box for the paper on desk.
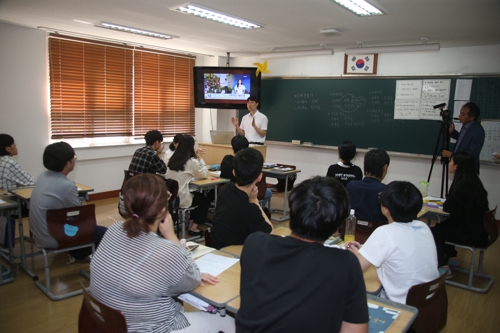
[0,199,6,204]
[210,171,221,177]
[424,196,446,201]
[195,253,239,276]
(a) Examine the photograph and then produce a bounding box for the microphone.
[453,118,459,120]
[433,103,446,109]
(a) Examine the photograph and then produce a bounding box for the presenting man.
[231,96,268,144]
[442,102,485,174]
[210,148,273,249]
[29,142,107,260]
[128,130,167,174]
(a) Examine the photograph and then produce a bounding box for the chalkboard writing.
[238,76,500,156]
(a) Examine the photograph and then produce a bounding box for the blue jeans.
[261,188,272,208]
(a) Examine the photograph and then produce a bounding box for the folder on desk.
[368,302,400,333]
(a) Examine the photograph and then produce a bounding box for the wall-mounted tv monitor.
[193,66,261,109]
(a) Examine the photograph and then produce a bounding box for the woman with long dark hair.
[431,151,489,275]
[163,133,183,166]
[166,135,212,236]
[90,174,234,332]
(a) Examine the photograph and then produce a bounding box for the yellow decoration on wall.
[253,60,270,76]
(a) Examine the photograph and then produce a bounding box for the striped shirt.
[90,221,201,333]
[0,155,35,189]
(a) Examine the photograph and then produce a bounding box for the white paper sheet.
[422,79,451,99]
[395,80,422,99]
[394,100,421,119]
[195,253,239,276]
[454,79,472,100]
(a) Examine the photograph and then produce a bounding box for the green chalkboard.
[239,76,500,155]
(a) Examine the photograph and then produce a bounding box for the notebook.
[210,130,234,144]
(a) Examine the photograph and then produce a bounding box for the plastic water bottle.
[344,209,356,243]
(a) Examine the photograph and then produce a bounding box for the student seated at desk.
[237,176,368,333]
[166,135,213,236]
[431,152,489,275]
[211,148,273,250]
[90,174,234,333]
[0,134,36,189]
[347,181,439,304]
[29,142,107,260]
[326,140,362,187]
[163,133,183,166]
[346,148,390,223]
[220,135,272,210]
[128,130,167,175]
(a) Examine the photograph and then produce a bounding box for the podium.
[198,143,267,165]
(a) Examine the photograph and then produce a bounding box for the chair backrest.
[204,228,213,247]
[46,204,97,249]
[256,173,267,201]
[354,220,387,244]
[484,206,498,247]
[78,282,128,333]
[121,170,140,192]
[406,273,448,333]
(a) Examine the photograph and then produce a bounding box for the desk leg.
[270,175,291,222]
[16,198,36,278]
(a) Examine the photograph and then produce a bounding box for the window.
[48,34,195,140]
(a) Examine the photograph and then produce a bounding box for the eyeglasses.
[74,155,78,160]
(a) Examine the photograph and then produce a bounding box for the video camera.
[433,103,451,122]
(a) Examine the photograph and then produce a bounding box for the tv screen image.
[194,67,261,109]
[204,73,250,100]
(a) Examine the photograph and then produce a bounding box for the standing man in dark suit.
[442,102,485,174]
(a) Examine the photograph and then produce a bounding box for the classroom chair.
[445,206,498,293]
[354,220,387,244]
[165,178,200,241]
[118,170,141,218]
[406,273,448,333]
[78,281,128,333]
[266,164,297,218]
[30,204,97,300]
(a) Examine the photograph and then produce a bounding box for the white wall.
[1,21,499,215]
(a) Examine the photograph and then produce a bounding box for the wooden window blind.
[48,35,195,139]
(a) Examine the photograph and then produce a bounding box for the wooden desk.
[190,177,230,209]
[262,168,301,222]
[220,228,291,258]
[198,143,267,165]
[220,245,243,258]
[8,183,94,277]
[364,265,381,294]
[0,196,18,285]
[189,250,240,316]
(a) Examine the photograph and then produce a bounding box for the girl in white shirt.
[166,135,213,236]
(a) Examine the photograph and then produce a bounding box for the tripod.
[427,116,451,198]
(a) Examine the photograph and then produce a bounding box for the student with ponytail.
[90,174,234,333]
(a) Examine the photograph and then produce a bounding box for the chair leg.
[446,249,494,293]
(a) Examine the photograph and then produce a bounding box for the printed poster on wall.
[422,79,451,99]
[395,80,422,99]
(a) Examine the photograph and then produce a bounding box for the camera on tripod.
[434,103,451,122]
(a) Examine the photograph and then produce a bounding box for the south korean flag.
[346,54,377,74]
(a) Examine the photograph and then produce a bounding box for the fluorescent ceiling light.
[97,22,179,40]
[260,48,334,59]
[345,43,440,54]
[171,4,261,29]
[331,0,384,16]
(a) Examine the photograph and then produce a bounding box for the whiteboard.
[480,120,500,161]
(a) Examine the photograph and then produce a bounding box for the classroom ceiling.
[1,0,499,57]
